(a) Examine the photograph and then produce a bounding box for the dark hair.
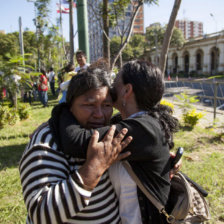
[120,60,179,149]
[66,67,112,108]
[40,69,46,76]
[88,58,109,72]
[64,63,75,73]
[75,50,86,58]
[121,60,164,110]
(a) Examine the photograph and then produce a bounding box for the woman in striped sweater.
[19,68,133,224]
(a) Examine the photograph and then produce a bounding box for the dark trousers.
[50,82,55,96]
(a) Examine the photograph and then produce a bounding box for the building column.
[179,53,184,72]
[189,50,195,72]
[218,43,224,72]
[167,53,172,74]
[203,47,210,74]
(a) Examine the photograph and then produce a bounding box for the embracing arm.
[19,146,93,224]
[59,108,157,161]
[19,127,131,224]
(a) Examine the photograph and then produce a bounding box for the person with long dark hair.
[19,68,132,224]
[49,60,179,223]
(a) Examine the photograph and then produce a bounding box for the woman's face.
[70,86,113,129]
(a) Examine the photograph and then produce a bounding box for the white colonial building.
[147,31,224,75]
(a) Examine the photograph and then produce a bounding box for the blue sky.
[0,0,224,50]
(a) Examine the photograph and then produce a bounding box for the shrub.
[6,107,19,125]
[0,103,30,129]
[160,99,174,111]
[18,103,31,120]
[0,105,9,129]
[175,92,199,113]
[183,109,204,128]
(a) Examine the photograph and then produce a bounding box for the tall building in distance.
[87,0,144,62]
[175,19,203,39]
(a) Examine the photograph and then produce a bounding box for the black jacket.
[49,103,171,224]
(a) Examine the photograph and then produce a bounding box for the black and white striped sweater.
[19,125,120,224]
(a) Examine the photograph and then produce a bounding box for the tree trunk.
[159,0,182,76]
[102,0,110,67]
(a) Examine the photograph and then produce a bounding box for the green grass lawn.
[0,95,224,223]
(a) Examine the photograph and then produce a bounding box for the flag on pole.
[61,0,76,7]
[56,3,70,14]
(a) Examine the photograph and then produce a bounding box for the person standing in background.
[59,63,76,104]
[38,69,48,107]
[75,50,90,72]
[48,67,56,96]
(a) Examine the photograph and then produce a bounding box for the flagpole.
[59,0,67,65]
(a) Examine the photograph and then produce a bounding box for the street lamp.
[210,13,218,75]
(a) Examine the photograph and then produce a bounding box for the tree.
[110,0,158,69]
[110,34,146,63]
[31,0,51,70]
[0,33,20,59]
[103,0,110,64]
[170,26,185,47]
[88,0,158,70]
[159,0,182,76]
[0,55,30,108]
[145,24,184,49]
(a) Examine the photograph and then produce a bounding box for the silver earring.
[122,100,126,107]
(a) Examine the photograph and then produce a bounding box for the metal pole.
[69,0,74,64]
[213,82,218,123]
[210,13,218,74]
[18,17,25,67]
[76,0,89,62]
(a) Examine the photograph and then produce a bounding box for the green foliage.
[7,107,19,126]
[175,93,205,128]
[0,106,19,128]
[0,103,31,129]
[17,103,31,120]
[110,34,146,61]
[0,32,20,59]
[0,105,9,129]
[145,24,185,49]
[175,92,199,113]
[183,109,204,128]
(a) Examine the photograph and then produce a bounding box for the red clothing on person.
[38,74,48,91]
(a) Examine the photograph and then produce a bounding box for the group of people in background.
[36,50,88,107]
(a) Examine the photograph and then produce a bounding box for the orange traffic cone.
[168,75,171,81]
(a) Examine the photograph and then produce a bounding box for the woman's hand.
[78,125,132,189]
[169,151,182,179]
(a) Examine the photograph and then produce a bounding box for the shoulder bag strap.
[122,161,176,223]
